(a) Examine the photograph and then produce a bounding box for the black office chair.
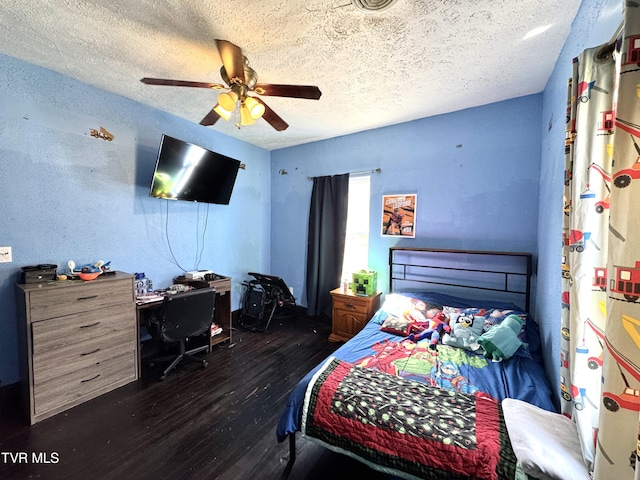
[146,288,215,380]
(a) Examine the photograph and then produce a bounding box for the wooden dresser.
[16,272,138,424]
[329,288,381,342]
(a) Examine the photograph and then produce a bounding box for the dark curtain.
[305,174,349,317]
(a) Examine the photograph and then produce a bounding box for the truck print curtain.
[562,4,640,479]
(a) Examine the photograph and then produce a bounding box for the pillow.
[441,311,484,351]
[482,308,528,333]
[373,294,443,324]
[379,313,414,336]
[397,291,523,311]
[377,293,444,336]
[384,292,539,358]
[502,398,590,480]
[442,305,489,317]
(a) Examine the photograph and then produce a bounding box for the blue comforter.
[276,292,555,442]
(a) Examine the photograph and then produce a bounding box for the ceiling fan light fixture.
[213,103,232,121]
[142,39,320,131]
[218,91,239,111]
[239,103,256,126]
[244,96,265,119]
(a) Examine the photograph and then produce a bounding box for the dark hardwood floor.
[0,311,392,479]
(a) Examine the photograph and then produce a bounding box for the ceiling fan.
[140,39,322,131]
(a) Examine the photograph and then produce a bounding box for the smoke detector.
[351,0,399,13]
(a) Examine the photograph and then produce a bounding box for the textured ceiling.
[0,0,582,151]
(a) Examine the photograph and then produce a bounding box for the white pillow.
[502,398,590,480]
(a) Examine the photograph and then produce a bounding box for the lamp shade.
[218,91,238,111]
[239,103,256,126]
[213,103,232,121]
[244,96,265,119]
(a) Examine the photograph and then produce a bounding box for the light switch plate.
[0,246,12,263]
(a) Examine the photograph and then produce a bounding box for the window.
[341,175,371,281]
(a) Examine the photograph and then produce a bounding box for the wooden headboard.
[389,247,533,311]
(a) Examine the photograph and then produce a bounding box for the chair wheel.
[149,362,155,368]
[202,360,208,368]
[159,374,166,381]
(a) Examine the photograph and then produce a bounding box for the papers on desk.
[210,323,223,337]
[136,293,164,305]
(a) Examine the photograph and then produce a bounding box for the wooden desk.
[173,275,232,348]
[135,276,232,377]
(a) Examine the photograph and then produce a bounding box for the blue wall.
[0,54,272,386]
[268,0,623,406]
[270,95,543,312]
[537,0,621,399]
[0,0,621,391]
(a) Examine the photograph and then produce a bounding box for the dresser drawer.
[31,305,134,356]
[33,351,136,417]
[28,279,134,322]
[33,329,136,384]
[331,295,370,313]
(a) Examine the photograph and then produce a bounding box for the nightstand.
[329,288,381,342]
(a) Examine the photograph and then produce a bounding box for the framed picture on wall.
[381,194,416,237]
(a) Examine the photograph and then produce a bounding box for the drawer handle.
[80,374,101,383]
[80,321,101,329]
[345,303,356,309]
[81,348,101,356]
[77,295,99,301]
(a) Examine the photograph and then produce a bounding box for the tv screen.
[149,134,241,205]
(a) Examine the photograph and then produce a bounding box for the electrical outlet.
[0,246,12,263]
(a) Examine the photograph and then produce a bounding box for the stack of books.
[136,293,164,305]
[210,323,223,337]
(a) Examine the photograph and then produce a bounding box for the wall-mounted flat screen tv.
[149,134,241,205]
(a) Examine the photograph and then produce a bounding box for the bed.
[276,248,575,480]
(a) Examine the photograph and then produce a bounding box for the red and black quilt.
[301,357,520,480]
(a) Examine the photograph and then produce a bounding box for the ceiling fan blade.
[215,39,245,84]
[254,84,322,100]
[141,77,225,89]
[199,107,222,126]
[257,98,289,131]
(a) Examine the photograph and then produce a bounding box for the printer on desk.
[185,270,225,281]
[185,270,212,280]
[185,270,213,280]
